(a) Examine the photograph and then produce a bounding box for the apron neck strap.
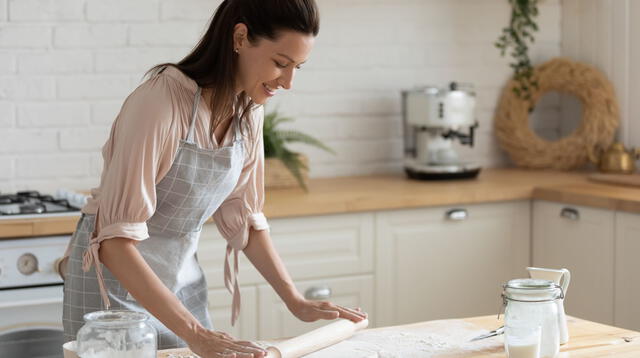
[186,87,202,143]
[232,109,242,141]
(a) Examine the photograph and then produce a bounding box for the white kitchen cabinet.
[198,212,374,289]
[208,286,258,341]
[257,275,374,340]
[532,200,615,325]
[197,212,375,339]
[614,211,640,331]
[375,201,530,327]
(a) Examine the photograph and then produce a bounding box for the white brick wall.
[18,51,93,74]
[0,102,13,127]
[8,0,84,22]
[0,52,15,74]
[16,153,89,178]
[54,24,128,48]
[0,26,52,48]
[0,0,562,193]
[17,103,89,127]
[0,0,7,22]
[85,0,159,22]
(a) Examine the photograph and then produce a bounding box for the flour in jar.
[302,319,502,358]
[79,348,156,358]
[77,328,155,358]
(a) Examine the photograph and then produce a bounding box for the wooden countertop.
[263,168,588,217]
[158,315,640,357]
[534,181,640,213]
[0,214,81,239]
[3,168,640,238]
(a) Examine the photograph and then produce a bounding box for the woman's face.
[234,25,315,104]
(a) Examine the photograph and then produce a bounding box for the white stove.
[0,190,84,358]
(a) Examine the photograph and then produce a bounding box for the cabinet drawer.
[208,286,258,341]
[375,201,531,327]
[257,275,374,339]
[198,212,374,289]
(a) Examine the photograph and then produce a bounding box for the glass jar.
[502,279,563,358]
[76,310,157,358]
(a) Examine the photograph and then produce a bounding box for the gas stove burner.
[0,190,82,217]
[17,190,41,198]
[19,204,46,214]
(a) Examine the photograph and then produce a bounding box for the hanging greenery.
[495,0,540,101]
[263,109,335,190]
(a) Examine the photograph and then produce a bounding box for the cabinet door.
[532,200,614,325]
[208,286,258,341]
[257,275,374,340]
[615,211,640,331]
[375,201,530,327]
[198,213,374,289]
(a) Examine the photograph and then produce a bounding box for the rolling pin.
[265,318,369,358]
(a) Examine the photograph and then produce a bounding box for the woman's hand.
[186,327,267,358]
[287,298,368,324]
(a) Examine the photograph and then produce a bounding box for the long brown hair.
[148,0,320,140]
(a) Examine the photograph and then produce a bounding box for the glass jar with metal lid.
[76,310,157,357]
[502,278,564,358]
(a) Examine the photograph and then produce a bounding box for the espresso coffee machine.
[401,82,481,180]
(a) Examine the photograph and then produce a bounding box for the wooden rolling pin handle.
[265,318,369,358]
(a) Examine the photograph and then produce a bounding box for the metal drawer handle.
[446,208,468,221]
[304,286,332,301]
[560,207,580,220]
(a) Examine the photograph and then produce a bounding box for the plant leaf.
[263,110,335,188]
[276,131,336,154]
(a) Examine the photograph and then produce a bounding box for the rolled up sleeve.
[213,105,269,251]
[94,74,178,244]
[80,71,180,309]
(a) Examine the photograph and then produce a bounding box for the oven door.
[0,285,65,358]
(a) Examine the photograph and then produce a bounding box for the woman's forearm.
[99,238,205,342]
[242,228,304,307]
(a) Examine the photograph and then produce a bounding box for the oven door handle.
[0,296,62,309]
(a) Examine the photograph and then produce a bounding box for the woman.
[60,0,367,357]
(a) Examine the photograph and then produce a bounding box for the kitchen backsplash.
[0,0,561,193]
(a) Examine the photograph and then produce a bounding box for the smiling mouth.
[263,83,277,96]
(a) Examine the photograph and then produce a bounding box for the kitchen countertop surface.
[3,168,640,238]
[158,315,640,357]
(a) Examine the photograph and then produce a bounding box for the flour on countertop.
[301,319,502,358]
[158,319,502,358]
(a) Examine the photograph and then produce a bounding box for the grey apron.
[63,86,245,349]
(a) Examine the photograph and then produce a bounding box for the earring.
[234,48,239,54]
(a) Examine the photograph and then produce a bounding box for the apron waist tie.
[224,244,241,326]
[82,236,112,310]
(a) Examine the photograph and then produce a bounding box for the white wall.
[561,0,640,148]
[0,0,562,193]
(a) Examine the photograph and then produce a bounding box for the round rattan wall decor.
[494,57,619,169]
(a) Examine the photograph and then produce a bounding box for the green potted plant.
[263,109,335,191]
[495,0,540,102]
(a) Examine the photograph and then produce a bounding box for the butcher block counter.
[3,168,640,238]
[158,315,640,357]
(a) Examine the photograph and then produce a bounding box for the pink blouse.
[81,65,269,274]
